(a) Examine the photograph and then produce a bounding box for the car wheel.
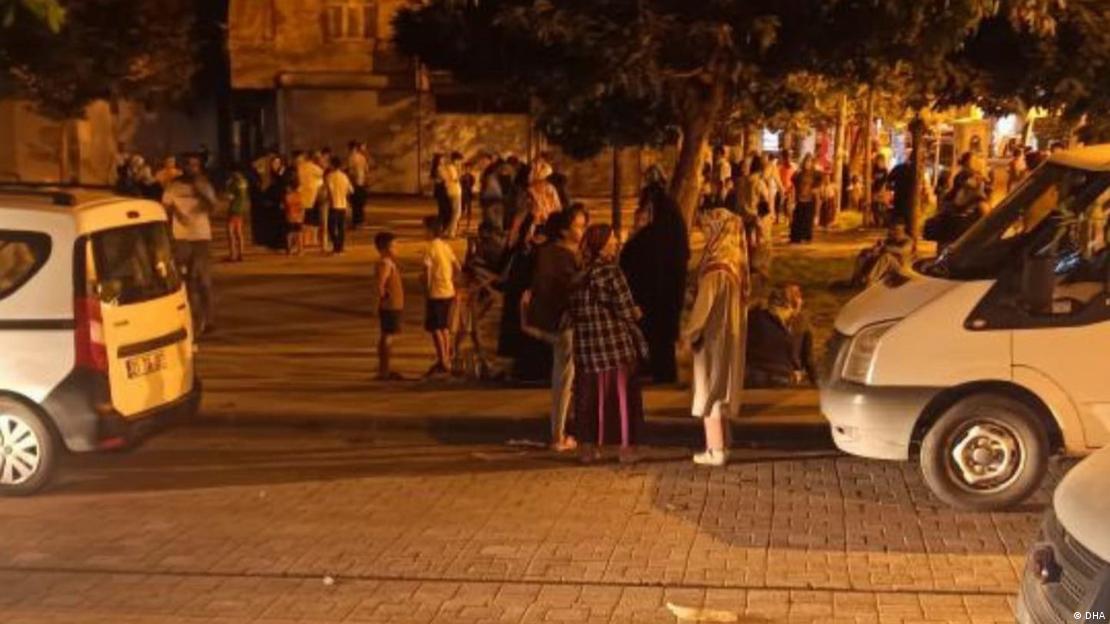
[920,394,1049,511]
[0,398,57,496]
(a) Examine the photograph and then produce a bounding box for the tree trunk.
[832,94,849,218]
[611,146,623,240]
[861,89,875,227]
[910,113,927,247]
[669,81,725,227]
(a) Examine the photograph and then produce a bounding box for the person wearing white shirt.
[422,215,461,376]
[296,152,325,250]
[163,155,219,334]
[442,152,464,238]
[325,157,354,254]
[346,140,370,227]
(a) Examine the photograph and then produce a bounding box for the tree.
[396,0,1069,225]
[397,0,814,223]
[949,0,1110,143]
[0,0,201,180]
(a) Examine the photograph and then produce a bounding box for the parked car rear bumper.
[41,369,201,452]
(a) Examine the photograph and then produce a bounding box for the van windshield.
[925,164,1110,280]
[91,222,181,305]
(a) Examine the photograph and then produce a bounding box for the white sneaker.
[692,449,729,467]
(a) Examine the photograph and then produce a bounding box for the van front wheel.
[920,395,1048,512]
[0,398,56,496]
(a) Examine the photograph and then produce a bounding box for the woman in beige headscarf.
[684,207,749,466]
[528,161,561,223]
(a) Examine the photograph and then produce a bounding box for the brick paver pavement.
[0,425,1053,623]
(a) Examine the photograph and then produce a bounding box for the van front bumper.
[820,380,939,461]
[42,370,201,452]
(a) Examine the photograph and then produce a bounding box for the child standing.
[422,216,460,377]
[374,231,405,380]
[284,175,304,255]
[225,166,250,262]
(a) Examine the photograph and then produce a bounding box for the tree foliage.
[0,0,199,120]
[394,0,1080,220]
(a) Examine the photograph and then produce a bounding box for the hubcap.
[949,420,1024,493]
[0,414,41,486]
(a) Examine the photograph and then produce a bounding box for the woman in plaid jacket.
[569,224,648,464]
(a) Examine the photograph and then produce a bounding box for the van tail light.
[74,296,108,372]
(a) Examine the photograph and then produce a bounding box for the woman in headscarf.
[683,207,749,467]
[571,224,647,463]
[620,186,690,383]
[528,160,562,224]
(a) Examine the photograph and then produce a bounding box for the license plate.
[125,351,167,378]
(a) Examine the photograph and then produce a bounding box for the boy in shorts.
[422,216,460,377]
[375,231,405,380]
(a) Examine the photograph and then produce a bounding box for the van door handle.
[177,304,187,311]
[113,320,130,328]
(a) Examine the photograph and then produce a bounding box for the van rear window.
[91,222,180,305]
[0,230,51,301]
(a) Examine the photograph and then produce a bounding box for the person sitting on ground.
[374,231,405,381]
[422,216,461,377]
[850,223,914,288]
[745,286,817,388]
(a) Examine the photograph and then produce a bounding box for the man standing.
[163,154,218,334]
[347,140,370,228]
[296,151,325,250]
[325,156,353,254]
[887,151,916,233]
[522,206,588,452]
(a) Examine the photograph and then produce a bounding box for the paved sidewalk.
[0,424,1048,623]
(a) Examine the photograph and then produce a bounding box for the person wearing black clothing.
[430,153,451,227]
[887,154,916,229]
[745,286,816,388]
[619,187,690,383]
[497,212,552,382]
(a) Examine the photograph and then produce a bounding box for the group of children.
[372,216,501,381]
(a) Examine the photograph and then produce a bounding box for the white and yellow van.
[0,187,200,495]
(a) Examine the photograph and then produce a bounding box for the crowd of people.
[361,149,824,467]
[125,134,1060,466]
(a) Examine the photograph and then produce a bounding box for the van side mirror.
[1020,253,1055,315]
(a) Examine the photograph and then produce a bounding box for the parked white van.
[0,187,200,495]
[1017,446,1110,622]
[821,145,1110,511]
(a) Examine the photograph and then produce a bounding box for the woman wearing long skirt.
[684,208,749,467]
[571,224,648,464]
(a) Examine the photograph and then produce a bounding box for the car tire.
[0,398,57,496]
[920,394,1049,512]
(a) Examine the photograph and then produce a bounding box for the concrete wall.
[0,98,218,185]
[282,87,421,194]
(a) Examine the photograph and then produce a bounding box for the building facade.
[228,0,646,197]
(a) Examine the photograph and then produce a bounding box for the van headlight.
[841,321,898,384]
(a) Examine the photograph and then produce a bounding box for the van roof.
[1048,144,1110,171]
[0,186,117,214]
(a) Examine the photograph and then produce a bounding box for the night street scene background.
[1,1,1110,623]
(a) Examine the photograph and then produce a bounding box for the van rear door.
[88,221,194,417]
